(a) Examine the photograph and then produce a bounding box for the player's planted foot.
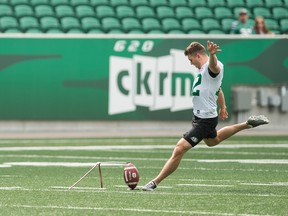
[142,181,157,191]
[246,115,269,128]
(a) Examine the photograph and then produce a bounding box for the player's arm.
[207,41,222,74]
[217,88,228,121]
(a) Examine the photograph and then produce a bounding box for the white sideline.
[0,144,288,151]
[1,204,274,216]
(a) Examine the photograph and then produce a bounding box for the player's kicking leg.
[204,115,269,147]
[142,138,191,191]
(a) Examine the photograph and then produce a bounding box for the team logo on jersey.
[109,49,198,115]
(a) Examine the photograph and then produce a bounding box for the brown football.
[123,163,139,190]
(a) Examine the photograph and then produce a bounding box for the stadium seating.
[116,6,135,19]
[75,5,95,18]
[0,0,286,34]
[175,7,193,20]
[35,5,55,18]
[162,18,181,32]
[81,17,101,31]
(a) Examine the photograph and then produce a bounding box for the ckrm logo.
[109,49,198,115]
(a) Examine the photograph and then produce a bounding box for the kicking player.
[142,41,269,191]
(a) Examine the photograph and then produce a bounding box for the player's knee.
[173,140,190,157]
[205,138,220,147]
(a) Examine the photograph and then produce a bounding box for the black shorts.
[183,115,218,147]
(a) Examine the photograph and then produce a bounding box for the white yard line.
[197,159,288,164]
[0,144,287,151]
[0,187,286,198]
[177,184,233,187]
[1,204,275,216]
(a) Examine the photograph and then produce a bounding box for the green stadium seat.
[168,29,185,34]
[0,16,18,30]
[5,28,22,33]
[221,18,234,32]
[284,0,288,7]
[0,4,13,16]
[46,28,64,33]
[50,0,69,7]
[208,29,225,34]
[30,0,50,6]
[150,0,167,8]
[195,7,214,20]
[175,7,193,20]
[40,17,60,30]
[110,0,129,7]
[25,28,43,33]
[253,7,271,18]
[187,0,206,8]
[87,29,105,34]
[122,17,141,31]
[227,0,245,9]
[148,29,164,34]
[142,18,161,31]
[108,29,125,33]
[214,7,233,20]
[61,17,81,30]
[156,6,175,19]
[265,19,279,31]
[136,6,155,19]
[272,8,288,20]
[130,0,149,7]
[188,29,205,34]
[162,18,181,32]
[35,5,55,17]
[265,0,283,8]
[246,0,264,9]
[19,16,39,30]
[55,5,75,18]
[207,0,226,9]
[233,7,253,18]
[101,17,121,30]
[70,0,89,7]
[96,6,115,18]
[201,18,221,32]
[90,0,109,6]
[75,5,95,18]
[67,28,85,33]
[81,17,101,30]
[128,29,145,34]
[181,18,201,31]
[169,0,187,8]
[14,5,34,17]
[10,0,29,6]
[116,6,135,19]
[280,19,288,33]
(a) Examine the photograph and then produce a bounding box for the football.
[123,163,140,190]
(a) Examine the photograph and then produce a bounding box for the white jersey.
[192,60,224,118]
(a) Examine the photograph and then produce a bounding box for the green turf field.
[0,136,287,216]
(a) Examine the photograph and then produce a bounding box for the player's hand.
[219,108,228,121]
[207,41,222,55]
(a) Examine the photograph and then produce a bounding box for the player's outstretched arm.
[217,88,228,120]
[207,40,222,74]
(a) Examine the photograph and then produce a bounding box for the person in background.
[253,16,273,34]
[230,8,253,35]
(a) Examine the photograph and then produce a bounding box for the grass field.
[0,136,288,216]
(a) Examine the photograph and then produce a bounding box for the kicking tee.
[191,60,224,118]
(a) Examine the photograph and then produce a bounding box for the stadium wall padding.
[0,35,287,120]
